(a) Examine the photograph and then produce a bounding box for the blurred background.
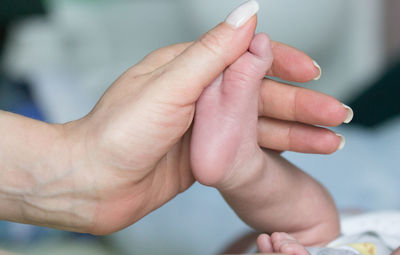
[0,0,399,254]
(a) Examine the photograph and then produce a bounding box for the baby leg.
[191,33,340,246]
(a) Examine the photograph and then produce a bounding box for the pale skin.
[0,15,350,235]
[192,32,398,255]
[191,32,340,251]
[257,232,312,255]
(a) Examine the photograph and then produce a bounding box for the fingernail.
[342,104,354,124]
[225,0,260,29]
[312,60,322,80]
[336,134,346,150]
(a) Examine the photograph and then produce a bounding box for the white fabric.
[339,211,400,250]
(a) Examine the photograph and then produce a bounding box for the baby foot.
[257,232,311,255]
[190,33,273,189]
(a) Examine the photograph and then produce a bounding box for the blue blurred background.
[0,0,399,254]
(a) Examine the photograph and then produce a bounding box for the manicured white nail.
[312,60,322,80]
[342,104,354,124]
[225,0,260,29]
[336,134,346,150]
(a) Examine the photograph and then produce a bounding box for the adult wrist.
[0,113,96,232]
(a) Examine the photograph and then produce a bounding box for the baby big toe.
[257,234,274,253]
[271,232,309,255]
[249,33,273,70]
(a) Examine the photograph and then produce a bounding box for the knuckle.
[198,29,226,61]
[291,88,300,122]
[287,122,296,151]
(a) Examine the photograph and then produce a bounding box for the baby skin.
[191,33,340,253]
[257,232,311,255]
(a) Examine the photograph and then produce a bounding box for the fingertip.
[225,0,260,29]
[342,104,354,124]
[314,130,344,154]
[299,57,322,82]
[324,100,353,127]
[296,91,350,127]
[336,134,346,151]
[288,124,343,154]
[312,60,322,81]
[268,41,319,82]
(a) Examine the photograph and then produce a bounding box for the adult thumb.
[150,0,260,105]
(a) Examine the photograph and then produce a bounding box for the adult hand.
[154,40,353,154]
[0,1,350,235]
[13,1,261,235]
[67,3,348,234]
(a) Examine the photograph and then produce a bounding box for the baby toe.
[271,232,296,242]
[280,242,310,255]
[249,33,273,66]
[271,232,300,252]
[257,233,273,253]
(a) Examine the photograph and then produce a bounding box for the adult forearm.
[0,111,93,231]
[220,151,340,246]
